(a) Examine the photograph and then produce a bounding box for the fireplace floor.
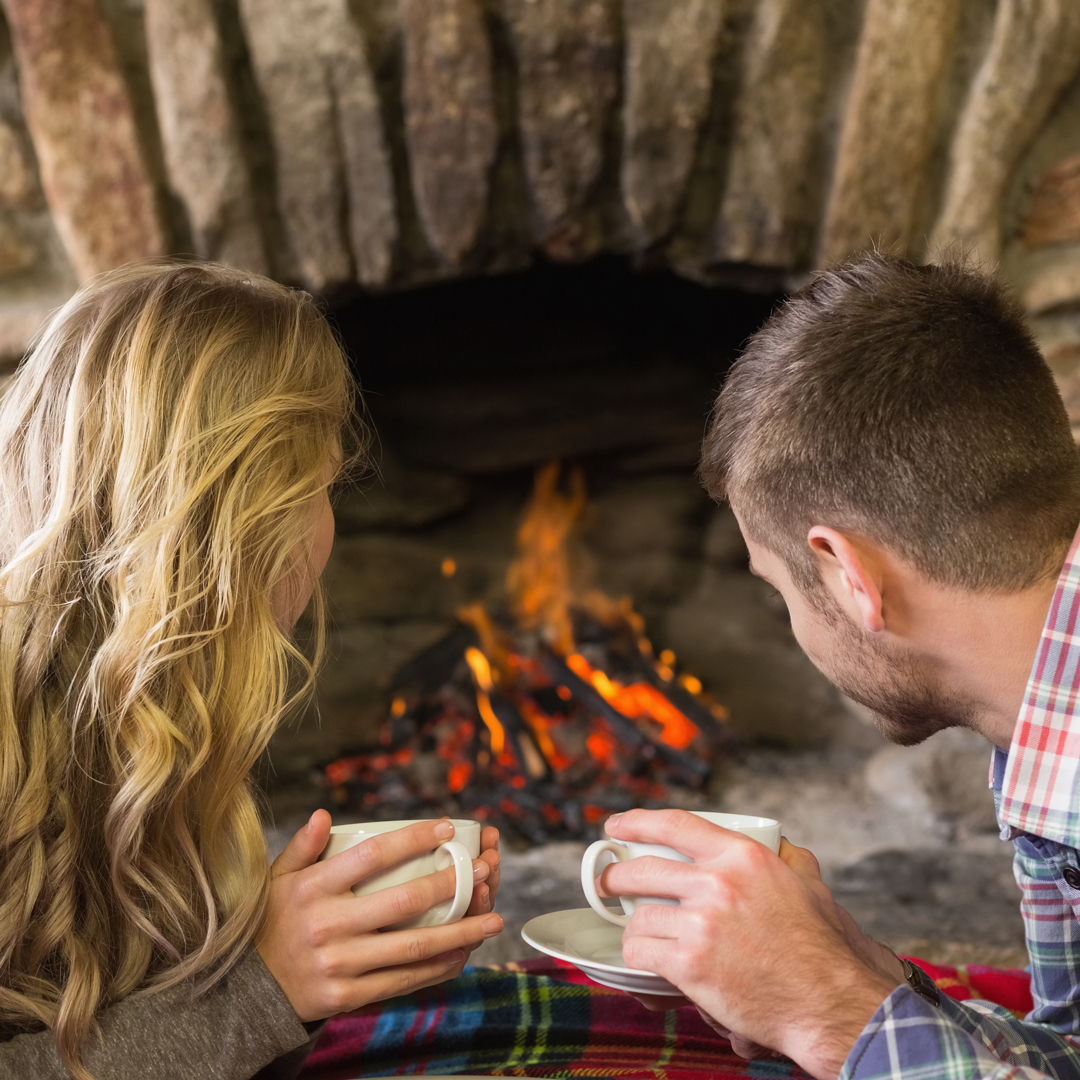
[263,703,1026,971]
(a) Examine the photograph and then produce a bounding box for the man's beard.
[814,595,975,747]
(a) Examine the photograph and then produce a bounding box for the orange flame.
[506,462,587,654]
[465,647,506,753]
[566,653,701,750]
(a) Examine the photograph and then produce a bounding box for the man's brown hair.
[700,252,1080,592]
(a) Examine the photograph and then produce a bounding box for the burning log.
[320,464,732,843]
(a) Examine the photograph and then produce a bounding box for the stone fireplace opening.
[253,257,1025,967]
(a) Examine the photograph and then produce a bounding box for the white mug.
[320,818,481,930]
[581,811,782,926]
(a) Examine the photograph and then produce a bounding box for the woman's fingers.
[316,818,458,894]
[467,847,500,917]
[328,858,491,935]
[271,809,334,877]
[351,949,474,1009]
[322,912,504,979]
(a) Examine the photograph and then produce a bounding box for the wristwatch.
[900,958,940,1007]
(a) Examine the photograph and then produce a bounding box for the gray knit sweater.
[0,947,324,1079]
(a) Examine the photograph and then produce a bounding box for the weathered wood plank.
[820,0,962,267]
[713,0,826,268]
[0,0,165,281]
[145,0,267,273]
[931,0,1080,264]
[239,0,396,290]
[401,0,497,267]
[502,0,617,260]
[621,0,725,249]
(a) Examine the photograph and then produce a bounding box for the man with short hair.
[599,254,1080,1079]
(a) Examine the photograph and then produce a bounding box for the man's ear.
[806,526,885,633]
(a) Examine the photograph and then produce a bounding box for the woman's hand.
[461,825,501,961]
[467,826,501,918]
[257,811,504,1022]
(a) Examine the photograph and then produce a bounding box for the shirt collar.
[997,526,1080,846]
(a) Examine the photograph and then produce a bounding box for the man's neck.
[899,566,1061,750]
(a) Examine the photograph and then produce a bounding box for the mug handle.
[581,838,631,926]
[433,840,473,925]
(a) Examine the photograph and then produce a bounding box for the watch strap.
[900,958,940,1007]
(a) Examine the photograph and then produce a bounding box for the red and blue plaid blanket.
[298,957,1033,1080]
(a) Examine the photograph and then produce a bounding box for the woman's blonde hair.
[0,262,357,1076]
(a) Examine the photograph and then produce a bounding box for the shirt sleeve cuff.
[841,984,955,1080]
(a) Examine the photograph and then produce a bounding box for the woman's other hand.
[466,825,501,918]
[257,811,504,1022]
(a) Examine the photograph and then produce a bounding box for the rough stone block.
[865,728,1001,835]
[0,212,34,278]
[621,0,725,248]
[713,0,826,268]
[318,620,451,704]
[701,505,749,570]
[1,0,166,280]
[334,455,470,533]
[502,0,617,259]
[931,0,1080,264]
[820,0,962,265]
[401,0,497,266]
[239,0,397,289]
[323,533,507,623]
[145,0,267,272]
[585,473,710,559]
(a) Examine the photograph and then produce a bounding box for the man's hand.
[602,810,902,1079]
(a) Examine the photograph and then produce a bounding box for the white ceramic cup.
[320,818,481,931]
[580,811,782,926]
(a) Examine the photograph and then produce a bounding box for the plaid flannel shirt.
[841,528,1080,1080]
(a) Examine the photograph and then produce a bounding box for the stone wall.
[6,0,1080,361]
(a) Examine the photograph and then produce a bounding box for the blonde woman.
[0,263,502,1079]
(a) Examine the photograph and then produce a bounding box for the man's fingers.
[315,818,460,894]
[271,810,333,877]
[620,932,680,980]
[600,855,700,906]
[778,838,822,881]
[605,808,770,863]
[729,1033,781,1060]
[624,898,686,940]
[630,992,691,1011]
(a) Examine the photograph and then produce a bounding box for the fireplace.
[265,257,795,809]
[239,257,1027,968]
[0,0,1042,967]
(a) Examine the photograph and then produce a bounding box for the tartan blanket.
[298,957,1034,1080]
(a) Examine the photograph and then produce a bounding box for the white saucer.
[521,908,682,995]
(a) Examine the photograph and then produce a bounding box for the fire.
[566,653,701,750]
[505,462,586,655]
[321,461,730,842]
[464,646,506,754]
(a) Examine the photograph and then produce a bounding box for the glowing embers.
[321,464,731,843]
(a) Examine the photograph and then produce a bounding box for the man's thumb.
[271,809,332,876]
